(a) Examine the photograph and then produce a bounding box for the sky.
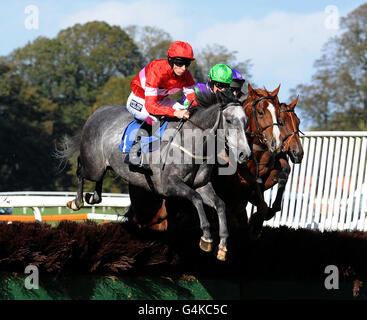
[1,0,366,102]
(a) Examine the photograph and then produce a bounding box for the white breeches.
[126,91,188,122]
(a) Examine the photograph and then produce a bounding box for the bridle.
[245,96,283,182]
[279,102,304,153]
[246,96,280,146]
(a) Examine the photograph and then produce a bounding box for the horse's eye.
[279,120,284,126]
[258,110,264,116]
[226,119,232,124]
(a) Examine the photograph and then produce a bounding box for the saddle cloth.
[119,119,168,153]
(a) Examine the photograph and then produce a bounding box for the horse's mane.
[245,86,280,106]
[195,91,218,108]
[190,91,238,125]
[251,87,272,97]
[195,91,238,109]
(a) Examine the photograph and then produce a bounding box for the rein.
[187,119,206,131]
[161,103,223,167]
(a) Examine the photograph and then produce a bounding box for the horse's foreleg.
[248,183,269,240]
[196,183,228,261]
[265,158,290,220]
[166,176,212,253]
[265,185,286,220]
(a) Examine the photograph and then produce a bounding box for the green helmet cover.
[208,64,233,84]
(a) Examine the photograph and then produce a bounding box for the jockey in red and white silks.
[127,41,198,124]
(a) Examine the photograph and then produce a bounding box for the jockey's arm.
[145,89,176,117]
[145,94,189,119]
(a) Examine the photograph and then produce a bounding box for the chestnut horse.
[125,84,288,240]
[256,96,303,221]
[212,84,286,238]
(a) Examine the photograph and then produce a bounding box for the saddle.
[119,119,168,154]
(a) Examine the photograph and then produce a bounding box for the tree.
[0,63,60,191]
[291,4,367,130]
[0,21,145,191]
[93,75,135,109]
[194,43,253,84]
[125,25,172,65]
[4,21,144,138]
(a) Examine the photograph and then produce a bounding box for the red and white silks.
[127,59,197,123]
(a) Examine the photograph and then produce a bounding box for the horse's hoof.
[84,193,101,205]
[217,248,227,261]
[84,193,92,204]
[199,237,213,252]
[67,200,83,211]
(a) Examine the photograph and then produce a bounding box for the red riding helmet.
[167,41,195,61]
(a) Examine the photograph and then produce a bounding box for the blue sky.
[1,0,366,104]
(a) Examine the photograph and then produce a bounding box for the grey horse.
[56,93,251,261]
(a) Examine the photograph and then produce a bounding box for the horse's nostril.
[238,152,250,163]
[239,152,245,161]
[271,138,276,148]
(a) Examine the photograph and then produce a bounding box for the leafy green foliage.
[0,63,59,191]
[291,4,367,130]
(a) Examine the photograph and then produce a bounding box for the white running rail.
[0,192,130,222]
[247,131,367,231]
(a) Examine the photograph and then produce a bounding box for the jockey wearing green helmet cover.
[181,64,233,106]
[208,63,233,86]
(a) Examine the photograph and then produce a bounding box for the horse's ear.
[288,95,299,109]
[247,83,258,98]
[270,84,281,97]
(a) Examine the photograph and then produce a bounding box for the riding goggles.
[213,81,230,89]
[172,57,192,67]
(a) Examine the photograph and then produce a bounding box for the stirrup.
[131,156,151,170]
[128,147,150,171]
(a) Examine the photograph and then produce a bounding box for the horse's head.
[279,97,304,164]
[216,92,252,164]
[244,84,282,154]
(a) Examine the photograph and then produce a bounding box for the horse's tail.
[53,132,82,172]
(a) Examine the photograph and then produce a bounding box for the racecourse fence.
[0,191,130,222]
[0,132,366,231]
[251,131,367,232]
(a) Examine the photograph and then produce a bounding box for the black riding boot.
[128,135,151,170]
